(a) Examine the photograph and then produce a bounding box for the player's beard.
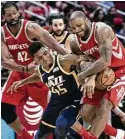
[53,29,65,36]
[81,26,91,41]
[6,17,20,27]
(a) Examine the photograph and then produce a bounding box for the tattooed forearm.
[78,57,108,79]
[78,25,112,80]
[99,43,112,63]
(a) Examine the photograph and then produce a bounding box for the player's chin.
[77,32,84,38]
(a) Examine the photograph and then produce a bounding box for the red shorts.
[83,66,125,107]
[2,71,49,108]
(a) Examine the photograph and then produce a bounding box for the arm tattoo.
[78,26,112,79]
[98,26,112,63]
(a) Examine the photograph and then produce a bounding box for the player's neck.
[43,55,54,71]
[7,20,21,36]
[81,23,92,41]
[53,31,66,42]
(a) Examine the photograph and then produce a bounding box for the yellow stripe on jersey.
[37,65,43,82]
[71,71,80,88]
[42,54,55,73]
[57,55,73,75]
[42,121,56,128]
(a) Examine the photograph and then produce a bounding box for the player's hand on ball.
[78,61,93,85]
[7,81,24,94]
[81,77,95,98]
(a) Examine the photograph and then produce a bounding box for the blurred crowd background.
[1,1,125,138]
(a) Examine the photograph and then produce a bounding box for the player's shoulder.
[65,33,75,43]
[26,21,37,30]
[67,33,75,39]
[95,22,114,40]
[95,22,112,33]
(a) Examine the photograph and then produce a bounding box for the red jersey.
[77,22,125,68]
[2,19,33,66]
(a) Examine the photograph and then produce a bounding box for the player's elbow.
[1,58,7,66]
[1,57,11,68]
[101,57,111,68]
[104,60,111,67]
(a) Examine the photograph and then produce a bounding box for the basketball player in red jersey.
[1,2,66,139]
[69,11,125,139]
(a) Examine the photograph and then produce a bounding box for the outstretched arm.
[18,72,41,85]
[78,23,112,81]
[27,23,67,55]
[60,54,87,66]
[7,68,41,93]
[60,53,94,74]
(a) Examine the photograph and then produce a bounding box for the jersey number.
[51,83,67,95]
[18,51,30,62]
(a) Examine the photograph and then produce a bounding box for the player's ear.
[49,25,53,33]
[64,24,66,29]
[85,18,89,26]
[18,11,21,16]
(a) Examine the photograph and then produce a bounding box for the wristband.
[26,65,28,73]
[22,67,25,72]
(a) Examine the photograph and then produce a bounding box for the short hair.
[2,2,19,15]
[69,11,86,21]
[28,42,45,57]
[48,13,65,25]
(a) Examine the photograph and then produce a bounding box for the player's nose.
[74,27,79,33]
[42,56,47,61]
[11,14,16,19]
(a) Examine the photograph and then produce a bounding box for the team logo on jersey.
[8,43,29,50]
[6,36,12,40]
[83,46,98,55]
[112,44,123,59]
[47,75,67,95]
[48,75,65,87]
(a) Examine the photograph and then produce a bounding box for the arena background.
[1,1,125,139]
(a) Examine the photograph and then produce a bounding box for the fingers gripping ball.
[95,67,116,90]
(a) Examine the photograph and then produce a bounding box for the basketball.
[95,67,116,90]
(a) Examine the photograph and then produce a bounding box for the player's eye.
[72,27,75,30]
[59,23,63,26]
[54,24,57,27]
[38,56,43,60]
[13,12,17,15]
[77,24,81,27]
[43,51,47,55]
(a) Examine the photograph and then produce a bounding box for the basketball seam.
[102,72,115,86]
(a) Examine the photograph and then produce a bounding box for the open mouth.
[77,31,84,36]
[11,20,18,25]
[57,31,62,34]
